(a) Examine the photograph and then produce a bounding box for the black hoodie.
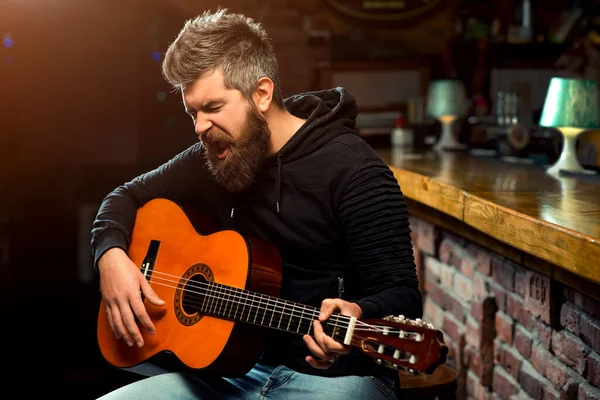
[91,87,422,379]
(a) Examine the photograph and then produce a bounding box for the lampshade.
[540,77,600,175]
[540,78,600,128]
[426,79,468,118]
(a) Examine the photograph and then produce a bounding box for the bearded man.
[92,8,422,400]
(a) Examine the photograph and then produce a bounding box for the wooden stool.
[398,364,457,400]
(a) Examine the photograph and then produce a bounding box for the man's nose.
[194,113,212,135]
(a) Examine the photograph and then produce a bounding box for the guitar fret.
[241,291,248,321]
[223,285,230,318]
[199,282,207,313]
[341,317,346,340]
[254,294,261,324]
[216,285,224,316]
[227,289,239,320]
[308,309,318,335]
[212,284,221,316]
[247,294,255,322]
[217,284,225,317]
[251,294,259,322]
[228,287,236,319]
[225,286,231,317]
[255,294,262,322]
[200,283,207,313]
[208,284,214,315]
[269,298,276,327]
[233,288,241,320]
[207,283,215,315]
[231,287,240,319]
[268,297,276,327]
[259,296,265,323]
[297,305,306,333]
[202,283,209,313]
[331,315,339,339]
[277,299,285,329]
[286,303,294,331]
[259,294,267,325]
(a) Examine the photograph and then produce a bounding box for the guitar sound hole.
[181,274,208,315]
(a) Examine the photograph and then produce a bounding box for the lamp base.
[434,117,467,151]
[547,165,596,175]
[558,169,600,180]
[546,127,596,175]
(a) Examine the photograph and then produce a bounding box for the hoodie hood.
[231,87,358,217]
[278,87,358,163]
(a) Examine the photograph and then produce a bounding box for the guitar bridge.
[141,239,161,281]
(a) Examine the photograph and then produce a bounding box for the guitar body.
[97,198,283,377]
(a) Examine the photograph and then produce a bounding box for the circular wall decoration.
[325,0,443,22]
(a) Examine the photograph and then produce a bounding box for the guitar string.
[146,270,422,338]
[148,277,415,362]
[150,270,422,338]
[151,270,381,332]
[150,272,367,332]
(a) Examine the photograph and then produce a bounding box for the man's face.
[182,70,271,192]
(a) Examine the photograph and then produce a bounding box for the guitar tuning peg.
[398,365,419,375]
[418,318,435,329]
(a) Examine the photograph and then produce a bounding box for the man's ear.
[253,77,274,113]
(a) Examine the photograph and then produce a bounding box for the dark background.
[1,0,599,397]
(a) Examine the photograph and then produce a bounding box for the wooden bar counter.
[378,148,600,286]
[377,147,600,400]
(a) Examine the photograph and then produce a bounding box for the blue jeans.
[97,362,398,399]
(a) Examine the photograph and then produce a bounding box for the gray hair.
[162,8,283,107]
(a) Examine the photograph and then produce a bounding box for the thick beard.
[204,105,271,192]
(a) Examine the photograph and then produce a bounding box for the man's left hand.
[303,298,362,369]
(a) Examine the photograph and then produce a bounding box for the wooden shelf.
[487,41,570,68]
[452,40,570,69]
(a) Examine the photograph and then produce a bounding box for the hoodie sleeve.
[90,143,209,270]
[338,157,423,320]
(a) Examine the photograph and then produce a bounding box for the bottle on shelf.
[391,115,413,148]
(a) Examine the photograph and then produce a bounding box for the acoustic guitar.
[97,198,448,377]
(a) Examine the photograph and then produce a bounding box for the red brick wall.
[410,216,600,400]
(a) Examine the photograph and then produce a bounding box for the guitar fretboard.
[190,281,349,343]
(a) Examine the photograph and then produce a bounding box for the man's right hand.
[98,247,165,348]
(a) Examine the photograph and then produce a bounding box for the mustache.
[201,128,233,145]
[198,128,235,146]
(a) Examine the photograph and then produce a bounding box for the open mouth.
[216,142,230,159]
[210,140,231,159]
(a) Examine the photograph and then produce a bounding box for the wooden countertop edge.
[464,195,600,284]
[393,169,464,220]
[390,166,600,285]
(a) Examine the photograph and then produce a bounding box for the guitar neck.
[199,281,353,345]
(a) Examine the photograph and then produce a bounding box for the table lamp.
[540,77,600,175]
[426,79,469,151]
